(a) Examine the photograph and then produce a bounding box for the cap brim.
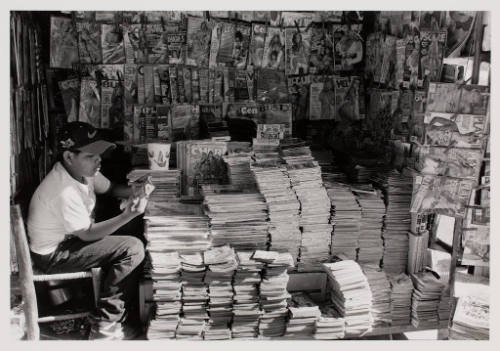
[77,140,116,155]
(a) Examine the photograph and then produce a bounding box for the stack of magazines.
[255,251,294,338]
[410,272,445,328]
[313,304,346,340]
[127,169,181,202]
[252,165,301,262]
[223,142,256,191]
[353,186,385,265]
[322,260,373,337]
[232,251,264,338]
[203,190,269,250]
[362,265,392,327]
[252,138,281,166]
[179,253,209,322]
[284,292,321,339]
[176,318,205,340]
[388,273,414,326]
[449,295,489,340]
[408,231,430,274]
[326,182,362,260]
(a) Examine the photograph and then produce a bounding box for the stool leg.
[90,268,102,309]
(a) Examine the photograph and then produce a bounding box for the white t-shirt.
[27,162,111,255]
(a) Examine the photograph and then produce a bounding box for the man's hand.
[122,196,148,218]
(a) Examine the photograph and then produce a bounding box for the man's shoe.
[88,320,124,340]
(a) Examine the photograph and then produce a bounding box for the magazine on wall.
[462,209,490,266]
[168,65,179,103]
[171,104,200,141]
[285,27,311,76]
[420,11,446,31]
[122,11,144,24]
[74,11,96,21]
[143,65,155,105]
[262,27,285,71]
[183,66,192,103]
[186,16,212,67]
[209,21,235,68]
[123,24,148,64]
[402,33,420,88]
[153,65,171,104]
[418,31,447,87]
[309,75,335,121]
[378,11,413,38]
[58,78,80,123]
[175,65,186,103]
[79,78,101,128]
[333,76,350,122]
[166,22,187,65]
[424,112,488,149]
[156,104,171,140]
[445,11,476,57]
[199,68,209,103]
[426,83,489,116]
[249,23,267,68]
[410,174,475,217]
[394,38,406,86]
[191,67,200,103]
[255,68,288,104]
[50,16,78,69]
[379,35,397,85]
[100,79,123,129]
[288,74,310,121]
[101,24,125,64]
[144,24,169,64]
[364,32,381,81]
[76,21,102,64]
[332,25,363,72]
[124,64,138,105]
[281,12,317,27]
[232,23,251,70]
[145,11,183,23]
[308,24,335,75]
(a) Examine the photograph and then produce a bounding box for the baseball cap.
[58,122,116,155]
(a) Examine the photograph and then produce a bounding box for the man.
[27,122,149,340]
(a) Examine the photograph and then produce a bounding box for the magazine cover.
[249,23,267,68]
[124,64,138,105]
[308,24,335,75]
[332,26,363,72]
[145,11,182,23]
[153,65,170,104]
[79,78,101,128]
[379,35,397,85]
[50,16,78,69]
[76,21,102,64]
[426,83,490,115]
[208,68,225,104]
[424,112,488,149]
[176,65,186,103]
[75,11,96,21]
[58,78,80,122]
[156,104,171,140]
[365,32,382,81]
[183,66,192,103]
[232,23,251,69]
[281,12,317,27]
[262,27,285,71]
[101,24,125,64]
[378,11,412,38]
[199,68,209,103]
[420,11,446,31]
[445,11,475,57]
[144,24,169,64]
[255,68,288,103]
[209,21,223,68]
[143,65,155,105]
[285,27,311,76]
[171,104,200,141]
[419,30,447,87]
[123,24,148,64]
[410,174,475,217]
[100,79,123,129]
[94,64,124,81]
[186,16,212,67]
[309,75,335,120]
[209,21,235,68]
[122,11,145,24]
[337,76,364,121]
[288,74,310,121]
[394,39,406,86]
[168,64,179,103]
[402,33,421,88]
[166,22,187,64]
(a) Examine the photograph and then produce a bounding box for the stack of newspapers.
[410,272,445,328]
[179,253,209,324]
[284,292,321,339]
[313,304,346,340]
[388,273,414,326]
[362,265,392,327]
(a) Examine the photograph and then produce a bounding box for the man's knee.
[121,236,145,267]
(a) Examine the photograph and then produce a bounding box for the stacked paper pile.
[354,187,385,265]
[232,251,264,339]
[373,170,413,274]
[449,295,489,340]
[223,143,256,191]
[252,165,302,263]
[388,273,414,326]
[176,318,205,340]
[284,292,321,339]
[325,182,362,260]
[252,138,281,166]
[203,191,269,250]
[410,272,445,328]
[147,252,182,340]
[322,260,373,337]
[408,231,430,274]
[362,265,392,327]
[203,246,238,340]
[127,169,181,202]
[255,251,294,338]
[313,304,346,340]
[179,253,208,322]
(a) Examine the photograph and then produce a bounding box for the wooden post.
[471,12,484,85]
[11,205,39,340]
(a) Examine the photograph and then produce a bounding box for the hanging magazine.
[285,27,311,76]
[288,74,310,121]
[122,11,145,24]
[76,21,102,64]
[58,78,80,123]
[166,21,187,64]
[336,76,364,121]
[79,78,101,128]
[424,112,488,149]
[420,11,446,31]
[156,104,171,140]
[309,75,335,120]
[332,26,363,72]
[262,27,285,71]
[124,64,138,105]
[199,68,209,103]
[186,16,212,67]
[171,104,200,141]
[365,32,381,81]
[50,16,78,69]
[144,24,168,64]
[419,30,446,87]
[255,68,288,103]
[153,65,171,104]
[209,21,235,68]
[101,24,125,64]
[101,78,124,129]
[145,11,183,23]
[308,24,335,75]
[402,33,420,88]
[249,23,267,68]
[123,24,148,64]
[232,23,251,69]
[426,83,489,115]
[281,12,318,27]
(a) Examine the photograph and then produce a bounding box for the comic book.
[181,66,191,103]
[285,27,311,76]
[199,68,209,103]
[394,39,406,87]
[123,24,147,64]
[249,23,267,68]
[309,75,335,121]
[426,83,490,115]
[424,112,487,149]
[144,24,168,64]
[262,27,285,71]
[255,68,288,104]
[402,34,420,88]
[209,21,235,68]
[288,74,310,121]
[156,104,171,140]
[365,32,381,81]
[232,23,251,70]
[76,21,102,64]
[380,35,397,85]
[95,11,120,23]
[333,76,350,122]
[58,78,80,123]
[392,90,413,138]
[79,78,101,128]
[281,12,318,27]
[308,24,335,75]
[209,21,223,68]
[191,67,200,103]
[210,68,225,104]
[153,65,170,104]
[50,17,78,69]
[171,104,200,141]
[224,68,252,102]
[186,16,212,67]
[166,21,187,64]
[410,174,475,217]
[101,24,125,64]
[332,25,363,72]
[419,30,446,87]
[132,105,142,141]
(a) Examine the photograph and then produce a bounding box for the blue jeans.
[31,235,145,323]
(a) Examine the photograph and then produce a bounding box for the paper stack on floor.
[313,304,346,339]
[410,272,445,328]
[449,295,489,340]
[180,252,208,322]
[223,142,257,191]
[284,292,321,339]
[362,265,392,327]
[388,273,414,326]
[408,231,430,274]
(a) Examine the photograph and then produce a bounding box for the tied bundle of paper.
[176,318,205,340]
[232,251,265,339]
[410,272,445,328]
[147,252,182,340]
[284,292,321,339]
[353,186,385,266]
[449,295,489,340]
[179,253,209,322]
[322,260,373,337]
[126,169,181,204]
[313,304,346,340]
[223,142,257,191]
[251,165,301,263]
[372,169,413,274]
[203,245,238,339]
[325,182,361,260]
[254,250,294,338]
[203,190,270,250]
[388,273,413,326]
[408,231,430,274]
[144,203,212,253]
[362,265,392,327]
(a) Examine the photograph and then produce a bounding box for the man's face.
[66,151,102,178]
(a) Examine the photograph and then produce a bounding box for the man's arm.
[93,171,132,199]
